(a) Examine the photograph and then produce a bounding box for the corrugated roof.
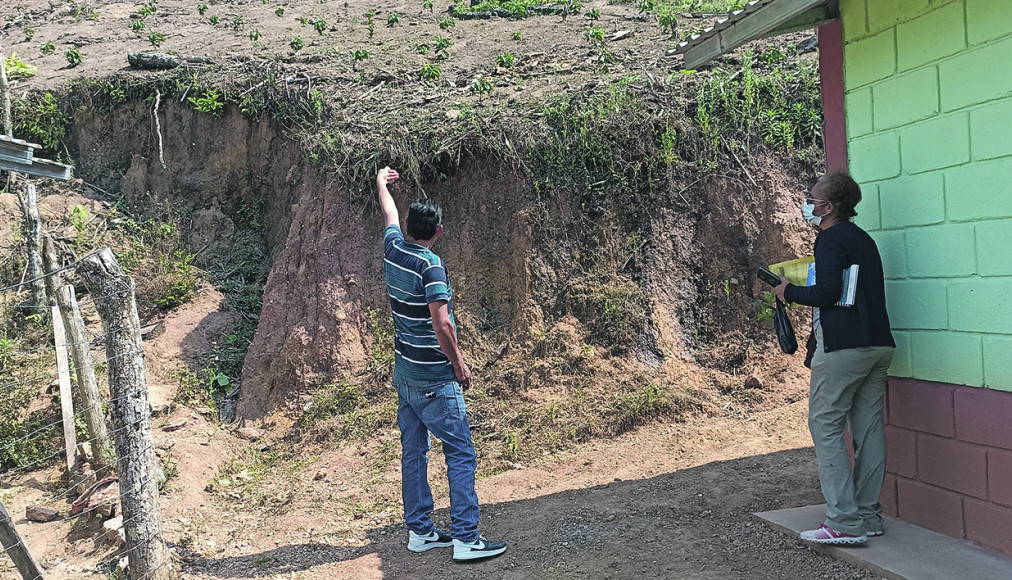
[0,133,42,150]
[675,0,830,69]
[677,0,775,49]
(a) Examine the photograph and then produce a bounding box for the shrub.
[13,92,69,151]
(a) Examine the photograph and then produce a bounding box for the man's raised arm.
[377,166,400,228]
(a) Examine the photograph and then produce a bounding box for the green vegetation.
[0,382,62,470]
[40,42,56,55]
[433,34,451,58]
[419,62,441,82]
[416,44,429,55]
[197,3,208,15]
[153,250,198,308]
[495,53,515,68]
[438,17,455,30]
[290,36,304,51]
[658,11,676,36]
[468,75,493,101]
[4,53,36,80]
[314,18,327,34]
[188,88,225,117]
[387,13,399,26]
[250,29,262,42]
[422,0,433,11]
[452,0,561,19]
[694,48,822,152]
[64,48,82,67]
[586,8,600,19]
[274,7,284,16]
[209,15,220,24]
[12,92,69,152]
[148,32,165,47]
[512,30,522,40]
[131,19,146,31]
[352,48,371,65]
[751,291,776,323]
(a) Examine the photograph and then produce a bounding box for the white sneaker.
[407,528,454,552]
[452,535,507,561]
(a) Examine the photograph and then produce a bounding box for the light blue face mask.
[802,201,823,226]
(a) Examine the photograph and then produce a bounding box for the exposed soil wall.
[63,98,816,421]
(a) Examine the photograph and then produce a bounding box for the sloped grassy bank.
[3,46,822,474]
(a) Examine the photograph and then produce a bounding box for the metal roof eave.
[676,0,834,69]
[0,134,74,180]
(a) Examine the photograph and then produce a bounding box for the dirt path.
[178,400,884,580]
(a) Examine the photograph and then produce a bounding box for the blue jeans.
[394,371,480,542]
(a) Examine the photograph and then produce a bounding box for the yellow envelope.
[769,256,814,287]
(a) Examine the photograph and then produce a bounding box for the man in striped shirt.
[377,166,507,562]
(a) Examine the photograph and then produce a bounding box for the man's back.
[383,224,456,382]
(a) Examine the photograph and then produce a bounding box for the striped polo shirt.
[383,225,457,381]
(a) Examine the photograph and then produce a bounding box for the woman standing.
[774,172,895,544]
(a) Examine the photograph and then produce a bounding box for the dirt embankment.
[60,97,818,423]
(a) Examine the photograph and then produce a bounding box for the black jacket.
[784,221,895,352]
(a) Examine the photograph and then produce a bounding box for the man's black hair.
[406,198,443,241]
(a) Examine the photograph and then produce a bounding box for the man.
[376,166,507,561]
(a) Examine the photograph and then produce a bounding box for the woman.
[773,172,895,545]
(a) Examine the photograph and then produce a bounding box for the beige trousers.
[809,332,894,535]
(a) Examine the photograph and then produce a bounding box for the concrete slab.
[755,504,1012,580]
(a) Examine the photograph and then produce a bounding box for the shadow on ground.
[185,447,885,580]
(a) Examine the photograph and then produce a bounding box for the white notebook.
[806,262,859,307]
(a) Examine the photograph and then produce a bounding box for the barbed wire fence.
[0,242,171,580]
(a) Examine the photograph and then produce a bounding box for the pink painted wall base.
[882,378,1012,557]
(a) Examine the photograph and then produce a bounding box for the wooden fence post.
[0,37,12,138]
[52,308,78,475]
[56,284,116,469]
[0,499,46,580]
[15,183,48,313]
[77,248,169,580]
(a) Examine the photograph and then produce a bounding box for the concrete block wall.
[839,0,1012,557]
[839,0,1012,392]
[883,378,1012,556]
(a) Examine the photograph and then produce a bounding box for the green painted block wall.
[842,0,1012,390]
